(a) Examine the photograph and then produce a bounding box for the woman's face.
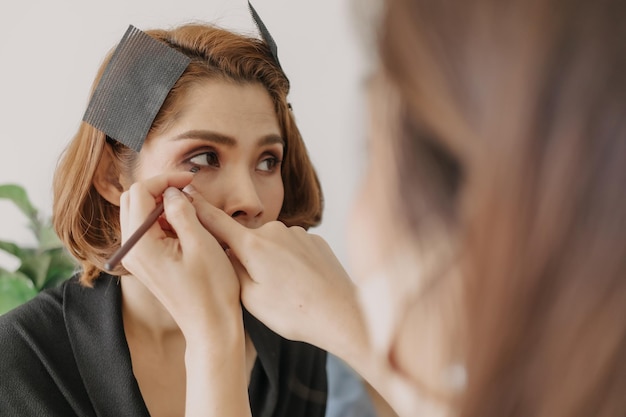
[136,79,285,228]
[348,74,418,369]
[348,75,456,415]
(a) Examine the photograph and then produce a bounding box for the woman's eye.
[189,151,220,168]
[257,156,282,172]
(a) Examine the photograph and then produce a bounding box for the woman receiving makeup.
[0,21,327,417]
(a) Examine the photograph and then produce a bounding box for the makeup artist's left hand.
[119,172,243,342]
[120,173,251,416]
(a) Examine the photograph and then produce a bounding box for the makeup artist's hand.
[186,185,368,357]
[120,174,251,416]
[119,172,243,341]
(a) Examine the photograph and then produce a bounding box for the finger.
[120,186,163,243]
[118,187,166,273]
[161,187,216,251]
[124,172,195,239]
[141,172,195,199]
[119,190,131,241]
[125,183,168,245]
[183,184,251,254]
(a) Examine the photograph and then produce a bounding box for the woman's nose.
[221,171,264,223]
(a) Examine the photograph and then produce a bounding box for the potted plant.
[0,184,77,315]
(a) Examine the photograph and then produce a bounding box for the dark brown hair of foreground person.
[53,24,323,286]
[380,0,626,416]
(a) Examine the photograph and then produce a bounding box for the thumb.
[161,187,205,247]
[183,184,250,254]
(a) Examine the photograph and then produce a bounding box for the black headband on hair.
[247,1,292,109]
[248,1,283,73]
[82,2,287,151]
[82,25,190,152]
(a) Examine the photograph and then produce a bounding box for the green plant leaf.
[0,184,38,223]
[0,271,38,315]
[40,247,77,289]
[39,224,65,251]
[0,239,36,262]
[18,252,52,290]
[0,183,77,311]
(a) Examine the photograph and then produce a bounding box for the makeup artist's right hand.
[119,172,243,342]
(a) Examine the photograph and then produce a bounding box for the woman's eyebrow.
[173,129,236,146]
[173,129,284,147]
[259,134,285,147]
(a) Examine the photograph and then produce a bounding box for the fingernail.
[164,187,180,199]
[182,184,196,194]
[181,191,194,202]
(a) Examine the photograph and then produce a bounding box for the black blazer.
[0,273,327,417]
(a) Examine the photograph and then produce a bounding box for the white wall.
[0,0,368,272]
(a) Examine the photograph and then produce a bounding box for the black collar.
[63,273,282,417]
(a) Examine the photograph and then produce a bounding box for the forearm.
[184,321,251,417]
[316,286,410,417]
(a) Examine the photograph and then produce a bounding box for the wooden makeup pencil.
[104,168,198,272]
[104,201,165,272]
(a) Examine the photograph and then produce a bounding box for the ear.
[93,143,127,206]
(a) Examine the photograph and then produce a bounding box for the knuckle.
[165,198,191,221]
[265,220,287,236]
[120,254,138,273]
[127,181,144,195]
[289,225,306,234]
[119,190,130,205]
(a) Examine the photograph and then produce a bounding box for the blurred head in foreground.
[350,0,626,415]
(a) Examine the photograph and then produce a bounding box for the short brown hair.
[53,23,323,286]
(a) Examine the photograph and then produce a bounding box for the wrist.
[321,281,372,365]
[183,309,246,355]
